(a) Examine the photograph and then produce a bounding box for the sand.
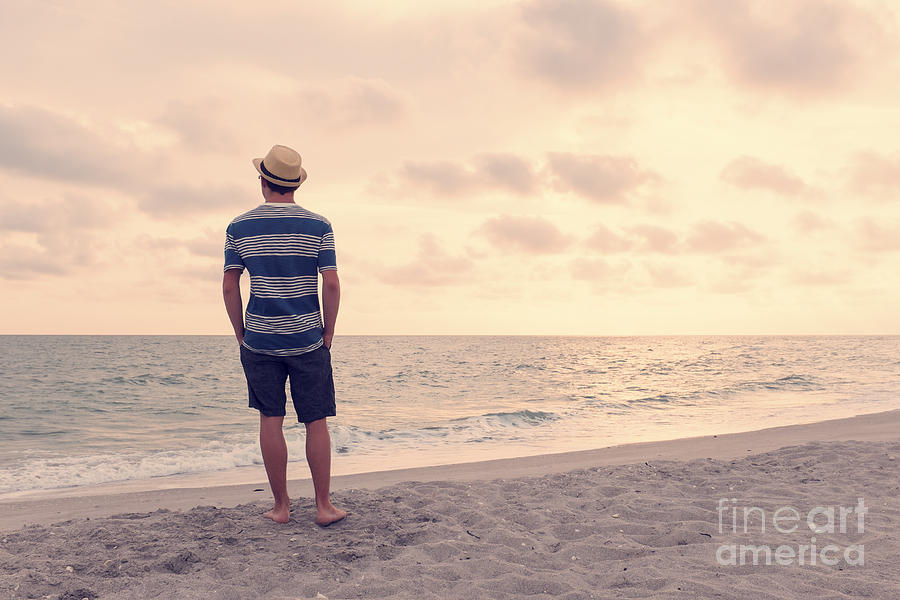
[1,410,898,599]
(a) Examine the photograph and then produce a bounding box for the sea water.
[0,335,897,495]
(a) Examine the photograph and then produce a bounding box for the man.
[222,144,346,526]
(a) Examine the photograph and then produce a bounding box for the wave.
[770,374,818,388]
[100,374,187,386]
[451,409,559,427]
[628,394,676,405]
[728,374,824,394]
[0,439,264,494]
[330,410,560,446]
[0,410,565,493]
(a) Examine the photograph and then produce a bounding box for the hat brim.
[253,157,307,188]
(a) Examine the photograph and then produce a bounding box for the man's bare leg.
[305,418,347,525]
[259,414,291,523]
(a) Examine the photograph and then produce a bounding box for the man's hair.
[262,178,296,195]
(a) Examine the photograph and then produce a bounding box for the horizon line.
[1,333,898,337]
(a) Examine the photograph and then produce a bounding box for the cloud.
[0,227,107,281]
[0,195,119,233]
[400,160,477,196]
[706,275,754,294]
[378,234,473,286]
[136,183,249,218]
[0,104,268,220]
[183,233,224,258]
[693,0,879,93]
[170,263,223,284]
[716,250,779,269]
[479,215,570,254]
[686,221,764,253]
[0,199,55,233]
[0,104,248,220]
[392,151,657,202]
[720,156,809,195]
[0,194,121,280]
[548,153,659,203]
[474,154,538,194]
[137,230,223,260]
[0,104,146,185]
[856,219,900,253]
[399,153,537,196]
[570,257,629,282]
[585,224,632,252]
[0,245,69,280]
[643,262,692,288]
[847,151,900,200]
[296,77,409,129]
[157,99,240,152]
[791,267,853,286]
[517,0,644,90]
[629,224,679,254]
[587,221,768,258]
[792,210,835,233]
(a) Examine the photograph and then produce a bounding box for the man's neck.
[262,192,296,204]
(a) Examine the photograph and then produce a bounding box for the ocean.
[1,335,898,497]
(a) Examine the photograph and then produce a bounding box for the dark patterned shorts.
[239,344,336,423]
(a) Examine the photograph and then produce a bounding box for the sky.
[1,0,899,335]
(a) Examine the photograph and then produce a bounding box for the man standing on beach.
[222,144,346,526]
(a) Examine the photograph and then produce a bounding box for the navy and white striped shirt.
[224,203,337,356]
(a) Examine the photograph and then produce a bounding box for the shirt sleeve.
[224,223,245,272]
[317,224,337,272]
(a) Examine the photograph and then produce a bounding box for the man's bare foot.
[315,503,347,527]
[264,503,291,524]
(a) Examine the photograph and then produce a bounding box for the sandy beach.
[1,410,898,599]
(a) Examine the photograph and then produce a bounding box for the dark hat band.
[260,160,302,183]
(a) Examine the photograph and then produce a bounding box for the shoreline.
[2,409,899,599]
[2,408,898,532]
[4,404,898,503]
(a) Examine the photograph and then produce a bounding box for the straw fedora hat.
[252,144,308,188]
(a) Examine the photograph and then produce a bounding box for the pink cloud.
[629,224,680,253]
[398,154,537,197]
[644,262,692,288]
[847,151,900,200]
[686,221,764,253]
[378,235,473,286]
[856,219,900,252]
[399,161,475,196]
[792,210,835,233]
[720,156,808,195]
[517,0,645,90]
[585,224,632,252]
[791,268,853,286]
[296,77,409,129]
[548,153,659,204]
[691,0,882,94]
[480,215,570,254]
[0,104,142,185]
[570,257,633,283]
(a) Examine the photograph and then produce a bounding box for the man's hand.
[322,332,333,349]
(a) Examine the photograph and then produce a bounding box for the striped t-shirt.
[224,202,337,356]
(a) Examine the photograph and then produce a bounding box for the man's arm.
[223,268,245,345]
[320,270,340,349]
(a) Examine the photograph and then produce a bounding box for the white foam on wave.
[0,438,265,494]
[0,410,568,493]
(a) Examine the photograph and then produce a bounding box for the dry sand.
[1,410,898,599]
